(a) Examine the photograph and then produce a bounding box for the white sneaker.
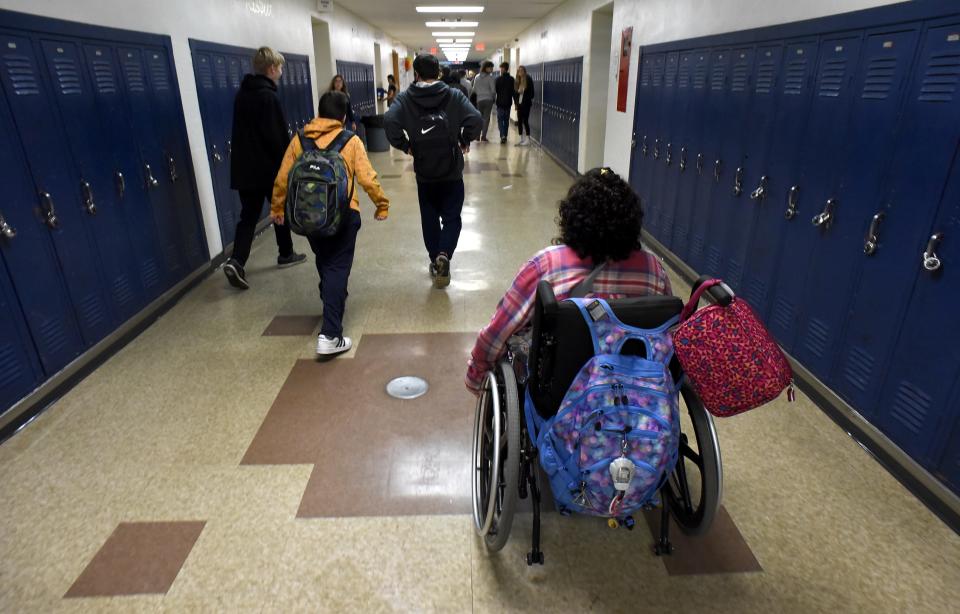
[517,136,529,146]
[316,334,352,357]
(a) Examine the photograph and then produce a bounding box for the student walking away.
[473,61,496,142]
[383,54,482,289]
[271,91,390,357]
[329,74,357,131]
[386,74,398,107]
[459,70,473,100]
[224,47,307,290]
[442,66,467,97]
[514,65,535,146]
[495,62,516,144]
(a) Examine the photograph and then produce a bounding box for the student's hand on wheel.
[271,213,284,225]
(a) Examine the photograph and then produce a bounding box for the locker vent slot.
[112,275,135,308]
[755,61,776,94]
[842,346,874,392]
[691,236,705,260]
[142,259,161,289]
[3,55,40,96]
[727,260,743,288]
[164,244,178,271]
[675,228,688,248]
[38,317,68,357]
[784,59,808,95]
[890,381,931,434]
[705,247,722,275]
[228,60,241,89]
[652,60,665,87]
[122,58,145,92]
[817,58,848,97]
[693,62,708,89]
[79,294,106,329]
[710,64,726,91]
[772,298,795,333]
[745,279,767,310]
[665,63,677,88]
[214,58,228,89]
[862,57,897,99]
[803,317,830,358]
[731,61,750,92]
[91,59,117,94]
[52,56,82,95]
[678,60,691,88]
[197,58,214,89]
[0,343,24,389]
[149,57,170,91]
[918,52,960,102]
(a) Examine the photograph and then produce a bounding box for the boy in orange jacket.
[271,91,390,357]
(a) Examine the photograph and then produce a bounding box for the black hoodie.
[230,74,289,191]
[383,81,482,183]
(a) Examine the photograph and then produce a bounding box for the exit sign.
[430,47,438,55]
[475,42,485,51]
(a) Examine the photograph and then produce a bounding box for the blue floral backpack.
[531,298,681,518]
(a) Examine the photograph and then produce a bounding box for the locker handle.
[80,180,97,216]
[696,153,703,176]
[167,155,179,183]
[750,176,768,201]
[653,138,661,160]
[144,164,159,188]
[679,147,687,172]
[226,140,232,157]
[923,233,943,272]
[863,212,885,256]
[733,167,744,196]
[39,191,59,229]
[641,136,648,157]
[812,198,836,229]
[785,186,800,220]
[0,212,15,239]
[713,159,722,182]
[211,145,222,163]
[115,171,125,199]
[665,143,673,167]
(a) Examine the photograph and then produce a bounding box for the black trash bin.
[361,114,390,152]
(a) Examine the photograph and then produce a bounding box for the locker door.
[193,52,231,245]
[573,59,582,170]
[0,251,42,415]
[836,22,960,416]
[0,82,85,374]
[937,386,960,492]
[658,51,696,249]
[740,39,820,317]
[670,50,711,257]
[0,31,115,345]
[209,52,239,247]
[629,53,665,207]
[302,59,312,123]
[82,43,166,299]
[687,47,731,273]
[766,33,864,352]
[719,44,782,290]
[117,45,188,281]
[647,52,680,242]
[795,27,921,381]
[39,39,146,322]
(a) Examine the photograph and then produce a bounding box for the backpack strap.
[568,298,678,364]
[568,262,605,299]
[324,129,357,206]
[297,129,318,152]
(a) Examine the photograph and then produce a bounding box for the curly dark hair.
[556,167,644,264]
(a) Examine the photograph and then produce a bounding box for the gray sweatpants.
[478,98,494,140]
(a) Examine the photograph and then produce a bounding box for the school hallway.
[0,136,957,613]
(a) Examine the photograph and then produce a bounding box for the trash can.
[362,114,390,153]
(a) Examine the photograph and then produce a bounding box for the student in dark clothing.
[224,46,306,290]
[329,75,357,131]
[514,65,535,146]
[386,74,398,107]
[495,62,516,144]
[383,54,482,288]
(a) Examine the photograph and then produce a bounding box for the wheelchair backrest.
[527,280,684,418]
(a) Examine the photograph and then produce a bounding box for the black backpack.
[409,90,457,180]
[284,129,355,237]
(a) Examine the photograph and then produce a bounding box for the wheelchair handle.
[682,277,735,321]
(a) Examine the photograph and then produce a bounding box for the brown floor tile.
[642,505,762,575]
[501,173,524,177]
[261,315,322,337]
[380,174,402,179]
[65,521,205,597]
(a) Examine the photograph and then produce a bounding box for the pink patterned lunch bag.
[672,279,794,417]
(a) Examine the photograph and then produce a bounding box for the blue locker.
[0,250,43,415]
[701,46,757,281]
[82,43,167,299]
[0,82,85,374]
[719,43,783,290]
[629,53,664,206]
[646,52,680,241]
[765,33,864,351]
[195,52,237,247]
[669,50,711,256]
[686,47,731,272]
[794,26,921,381]
[38,38,146,322]
[0,31,116,346]
[836,21,960,417]
[658,51,696,249]
[740,39,820,315]
[937,383,960,491]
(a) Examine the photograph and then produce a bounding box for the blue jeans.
[417,179,465,262]
[497,105,510,139]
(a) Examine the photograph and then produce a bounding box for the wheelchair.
[472,278,725,564]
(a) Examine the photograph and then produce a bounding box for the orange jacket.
[271,117,389,219]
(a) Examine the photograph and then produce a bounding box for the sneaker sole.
[316,345,351,359]
[277,257,307,269]
[223,265,249,290]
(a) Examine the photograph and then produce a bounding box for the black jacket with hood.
[230,74,289,191]
[383,81,482,183]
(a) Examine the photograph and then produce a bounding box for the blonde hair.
[515,66,528,93]
[253,47,285,74]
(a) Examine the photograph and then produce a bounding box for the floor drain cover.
[386,376,429,400]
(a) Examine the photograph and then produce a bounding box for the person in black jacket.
[384,54,482,289]
[514,65,535,146]
[329,75,357,131]
[225,46,306,290]
[495,62,516,144]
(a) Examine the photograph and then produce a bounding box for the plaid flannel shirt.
[466,245,672,394]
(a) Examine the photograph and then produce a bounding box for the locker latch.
[733,167,744,196]
[923,233,943,272]
[665,143,673,167]
[80,180,97,216]
[785,186,800,220]
[653,138,661,160]
[226,140,232,158]
[713,159,722,183]
[863,212,885,256]
[39,191,59,229]
[750,176,768,202]
[115,171,125,199]
[696,153,704,176]
[679,147,687,172]
[211,145,222,163]
[144,164,159,188]
[812,198,836,229]
[167,155,179,183]
[0,212,15,239]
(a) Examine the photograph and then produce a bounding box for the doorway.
[585,3,614,169]
[311,18,333,105]
[373,42,384,112]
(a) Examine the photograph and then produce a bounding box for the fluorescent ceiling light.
[417,6,485,13]
[432,31,475,37]
[436,38,454,43]
[442,45,471,50]
[426,21,479,27]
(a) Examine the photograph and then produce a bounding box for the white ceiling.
[339,0,564,62]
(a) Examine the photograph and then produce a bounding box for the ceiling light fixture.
[425,21,479,27]
[432,31,475,37]
[417,6,484,13]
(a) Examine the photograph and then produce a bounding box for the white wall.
[0,0,408,256]
[507,0,907,175]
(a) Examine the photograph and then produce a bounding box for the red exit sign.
[430,47,438,55]
[475,42,485,51]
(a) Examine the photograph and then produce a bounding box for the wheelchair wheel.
[665,379,723,535]
[472,360,521,551]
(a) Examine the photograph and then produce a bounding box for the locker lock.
[653,138,661,160]
[812,198,836,229]
[144,164,159,188]
[750,176,768,202]
[80,180,97,216]
[0,212,15,239]
[863,212,885,256]
[785,185,800,220]
[665,143,673,167]
[39,191,59,229]
[713,159,722,183]
[733,167,744,196]
[696,153,704,176]
[923,233,943,272]
[679,147,687,172]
